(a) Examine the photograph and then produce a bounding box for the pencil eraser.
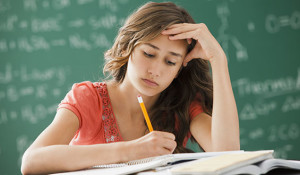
[137,95,143,103]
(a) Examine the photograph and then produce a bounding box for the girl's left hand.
[161,23,226,66]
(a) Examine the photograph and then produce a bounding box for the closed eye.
[166,60,176,66]
[143,51,155,58]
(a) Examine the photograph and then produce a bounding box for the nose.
[147,60,162,78]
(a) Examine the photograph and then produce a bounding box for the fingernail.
[169,35,175,40]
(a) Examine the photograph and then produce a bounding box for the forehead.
[140,34,188,56]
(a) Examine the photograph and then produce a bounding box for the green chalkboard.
[1,0,300,174]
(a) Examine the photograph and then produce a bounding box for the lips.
[142,78,159,87]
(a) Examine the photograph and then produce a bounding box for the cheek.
[128,53,147,75]
[166,69,177,78]
[134,56,148,69]
[163,67,181,83]
[168,64,182,77]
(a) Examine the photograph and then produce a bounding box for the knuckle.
[168,133,175,140]
[171,133,176,140]
[150,137,159,143]
[152,131,159,137]
[199,23,207,28]
[173,141,177,148]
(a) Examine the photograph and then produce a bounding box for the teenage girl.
[21,2,240,174]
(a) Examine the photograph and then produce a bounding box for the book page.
[259,159,300,174]
[170,150,273,175]
[171,150,244,162]
[223,165,261,175]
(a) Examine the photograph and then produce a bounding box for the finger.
[187,38,192,44]
[162,24,197,35]
[156,147,173,156]
[183,56,193,67]
[163,140,177,152]
[166,23,193,29]
[162,27,192,36]
[154,131,175,140]
[184,45,204,66]
[150,131,175,141]
[183,46,202,67]
[168,30,198,41]
[165,23,186,29]
[155,139,176,154]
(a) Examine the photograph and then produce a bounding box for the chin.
[136,85,161,97]
[138,89,159,97]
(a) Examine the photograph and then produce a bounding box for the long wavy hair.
[103,2,213,153]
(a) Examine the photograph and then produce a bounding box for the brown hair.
[104,2,213,153]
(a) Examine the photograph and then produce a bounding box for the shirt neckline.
[96,82,124,143]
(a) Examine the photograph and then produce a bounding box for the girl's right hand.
[125,131,177,161]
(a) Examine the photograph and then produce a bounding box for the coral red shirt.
[58,81,203,147]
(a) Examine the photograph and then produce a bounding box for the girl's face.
[126,34,187,97]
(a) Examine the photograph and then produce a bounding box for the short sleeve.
[182,99,204,147]
[58,81,102,129]
[189,99,204,121]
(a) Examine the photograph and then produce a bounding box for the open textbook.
[223,158,300,175]
[169,150,300,175]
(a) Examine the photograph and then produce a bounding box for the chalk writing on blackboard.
[266,11,300,33]
[239,94,300,120]
[268,124,299,142]
[273,145,293,159]
[216,2,248,62]
[241,123,299,159]
[0,64,71,125]
[0,64,69,84]
[282,96,300,112]
[233,68,300,98]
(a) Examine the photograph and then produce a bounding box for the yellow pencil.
[137,95,154,132]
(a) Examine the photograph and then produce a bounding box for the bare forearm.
[210,57,240,151]
[22,142,128,175]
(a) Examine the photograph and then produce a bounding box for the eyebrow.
[144,43,183,58]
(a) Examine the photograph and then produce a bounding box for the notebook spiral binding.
[93,155,172,168]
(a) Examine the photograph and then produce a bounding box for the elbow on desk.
[21,150,38,175]
[21,151,31,175]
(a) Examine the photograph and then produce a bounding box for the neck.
[107,80,159,120]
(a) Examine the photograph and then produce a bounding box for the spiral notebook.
[53,151,243,175]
